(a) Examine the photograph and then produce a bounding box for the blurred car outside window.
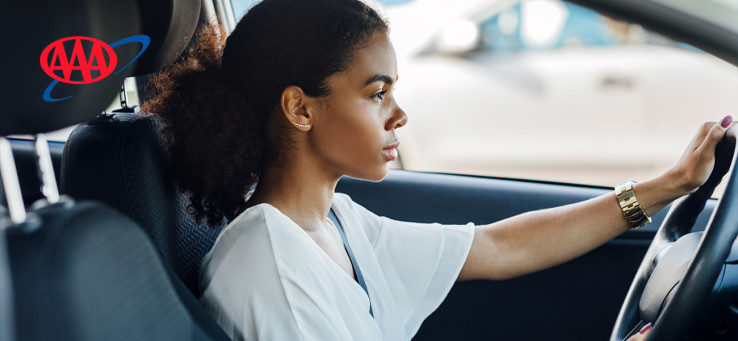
[383,0,737,196]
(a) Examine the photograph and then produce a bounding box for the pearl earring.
[291,120,311,129]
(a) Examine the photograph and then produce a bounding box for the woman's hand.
[665,116,733,196]
[626,323,652,341]
[621,118,732,341]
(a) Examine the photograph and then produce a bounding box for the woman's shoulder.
[332,192,353,209]
[200,204,282,280]
[198,204,306,338]
[209,202,305,251]
[216,203,271,239]
[331,192,372,218]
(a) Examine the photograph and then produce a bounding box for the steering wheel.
[611,127,738,341]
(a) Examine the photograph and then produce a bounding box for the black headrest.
[0,2,143,135]
[132,0,201,75]
[0,0,201,136]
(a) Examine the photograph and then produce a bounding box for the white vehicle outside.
[386,0,738,188]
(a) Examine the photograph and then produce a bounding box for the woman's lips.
[382,142,399,161]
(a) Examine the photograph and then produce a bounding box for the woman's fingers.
[669,116,733,193]
[626,323,653,341]
[687,121,717,152]
[697,116,732,153]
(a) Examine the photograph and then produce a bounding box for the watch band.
[615,180,651,229]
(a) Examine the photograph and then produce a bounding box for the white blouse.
[199,193,475,341]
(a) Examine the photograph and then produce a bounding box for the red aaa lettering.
[40,36,117,85]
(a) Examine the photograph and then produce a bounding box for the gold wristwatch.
[615,180,651,229]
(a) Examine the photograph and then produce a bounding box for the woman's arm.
[458,119,732,281]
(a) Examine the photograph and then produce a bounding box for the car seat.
[0,0,229,340]
[60,0,225,298]
[61,113,225,296]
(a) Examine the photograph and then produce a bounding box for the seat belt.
[328,208,374,318]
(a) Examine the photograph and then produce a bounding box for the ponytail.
[143,23,263,227]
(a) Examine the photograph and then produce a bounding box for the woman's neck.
[247,155,338,232]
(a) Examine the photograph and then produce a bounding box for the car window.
[232,0,260,19]
[478,1,694,53]
[480,1,616,53]
[389,0,738,196]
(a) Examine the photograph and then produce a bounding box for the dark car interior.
[2,0,738,340]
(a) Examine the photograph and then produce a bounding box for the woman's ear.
[281,86,312,131]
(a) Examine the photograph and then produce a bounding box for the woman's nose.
[387,104,408,130]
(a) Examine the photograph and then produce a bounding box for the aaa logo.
[39,35,150,102]
[40,36,117,85]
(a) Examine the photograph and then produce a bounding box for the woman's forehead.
[340,33,398,86]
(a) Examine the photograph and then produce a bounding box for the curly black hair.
[143,0,388,227]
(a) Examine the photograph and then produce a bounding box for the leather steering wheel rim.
[610,127,738,341]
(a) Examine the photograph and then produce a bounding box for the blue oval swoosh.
[42,34,151,102]
[109,35,151,75]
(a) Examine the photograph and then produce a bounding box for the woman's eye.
[372,91,386,101]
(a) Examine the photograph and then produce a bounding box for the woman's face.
[308,32,408,181]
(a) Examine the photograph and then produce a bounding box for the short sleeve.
[200,204,384,341]
[199,209,306,341]
[338,194,475,337]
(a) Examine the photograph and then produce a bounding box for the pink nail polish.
[639,322,653,334]
[721,115,733,128]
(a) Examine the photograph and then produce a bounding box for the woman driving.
[143,0,731,339]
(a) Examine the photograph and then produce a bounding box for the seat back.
[62,113,225,295]
[3,135,228,341]
[7,201,218,340]
[1,132,226,340]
